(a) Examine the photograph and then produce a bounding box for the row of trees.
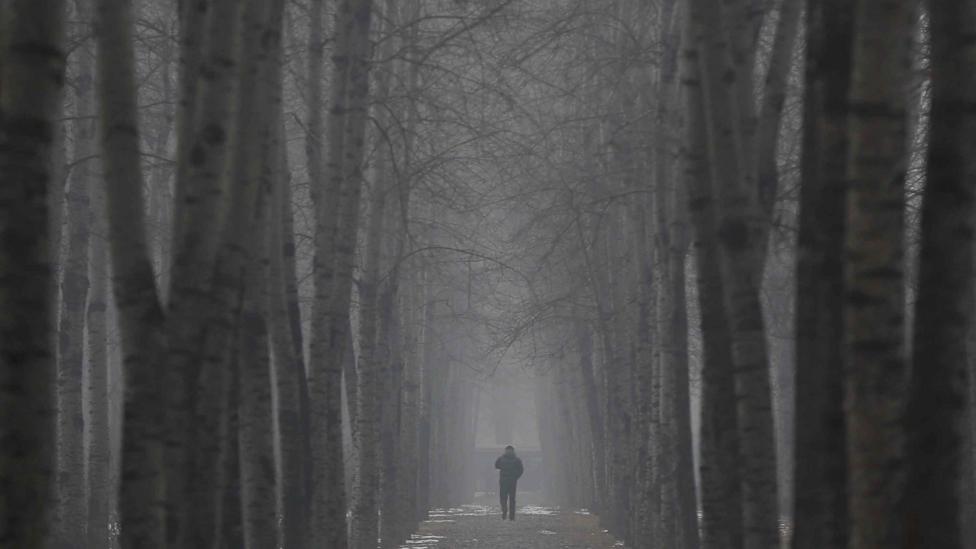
[4,0,976,548]
[0,0,515,547]
[526,0,976,548]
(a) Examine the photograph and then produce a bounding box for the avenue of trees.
[1,0,975,549]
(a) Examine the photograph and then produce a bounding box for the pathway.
[401,495,625,549]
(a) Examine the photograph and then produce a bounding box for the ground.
[401,493,626,549]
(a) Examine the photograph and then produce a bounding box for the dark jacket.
[495,453,524,483]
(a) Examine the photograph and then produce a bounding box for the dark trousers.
[500,479,517,518]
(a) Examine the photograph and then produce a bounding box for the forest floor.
[400,493,626,549]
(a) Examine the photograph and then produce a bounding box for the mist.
[0,0,973,548]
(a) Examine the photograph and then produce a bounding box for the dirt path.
[401,498,625,549]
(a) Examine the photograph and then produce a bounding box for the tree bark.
[416,262,437,520]
[217,354,243,549]
[305,0,325,212]
[94,0,168,544]
[0,0,64,546]
[350,122,388,549]
[351,2,397,545]
[269,101,309,549]
[653,8,698,545]
[792,1,853,548]
[238,200,277,549]
[171,0,207,244]
[666,150,699,549]
[378,281,404,548]
[55,11,94,543]
[693,0,780,545]
[681,4,743,547]
[755,0,802,220]
[306,0,356,542]
[351,120,389,549]
[903,1,976,546]
[86,163,112,549]
[843,1,914,547]
[575,321,606,512]
[308,0,375,546]
[170,1,243,543]
[186,0,286,544]
[398,267,422,540]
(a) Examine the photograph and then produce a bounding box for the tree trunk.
[351,126,390,549]
[168,0,212,516]
[575,321,606,513]
[681,3,743,547]
[269,101,309,549]
[792,1,853,548]
[170,1,243,543]
[146,24,175,299]
[186,0,286,543]
[417,263,437,520]
[86,164,112,549]
[352,2,397,545]
[378,283,403,548]
[843,1,913,547]
[217,354,243,549]
[171,0,207,241]
[652,8,698,544]
[693,0,780,545]
[398,268,421,540]
[94,0,168,544]
[56,13,94,544]
[903,1,976,546]
[391,3,420,538]
[295,2,324,538]
[235,5,285,543]
[667,156,699,549]
[603,231,634,539]
[238,201,277,549]
[308,0,375,546]
[305,0,325,212]
[575,129,629,534]
[0,0,64,546]
[755,0,802,221]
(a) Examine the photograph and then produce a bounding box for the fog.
[1,1,974,548]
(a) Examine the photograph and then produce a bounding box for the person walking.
[495,445,524,520]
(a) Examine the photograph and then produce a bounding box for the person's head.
[504,445,515,456]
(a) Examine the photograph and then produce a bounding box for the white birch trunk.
[55,11,94,543]
[681,4,743,546]
[170,2,244,543]
[308,0,375,546]
[692,1,780,545]
[94,0,168,544]
[86,160,112,549]
[269,104,309,549]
